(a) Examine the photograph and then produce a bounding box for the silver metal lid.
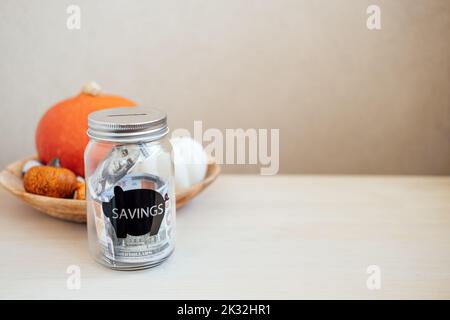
[87,106,169,143]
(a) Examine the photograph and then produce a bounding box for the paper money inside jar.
[85,107,175,270]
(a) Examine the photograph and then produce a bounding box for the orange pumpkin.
[35,82,135,177]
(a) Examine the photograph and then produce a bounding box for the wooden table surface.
[0,175,449,299]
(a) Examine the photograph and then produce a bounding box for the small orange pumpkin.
[24,166,78,198]
[35,82,135,177]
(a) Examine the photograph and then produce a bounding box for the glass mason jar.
[85,107,175,270]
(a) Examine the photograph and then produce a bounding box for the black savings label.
[102,186,166,239]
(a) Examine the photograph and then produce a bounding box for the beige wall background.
[0,0,449,174]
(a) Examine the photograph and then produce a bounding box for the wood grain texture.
[0,175,449,299]
[0,157,220,223]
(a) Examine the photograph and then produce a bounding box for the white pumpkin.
[170,136,207,189]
